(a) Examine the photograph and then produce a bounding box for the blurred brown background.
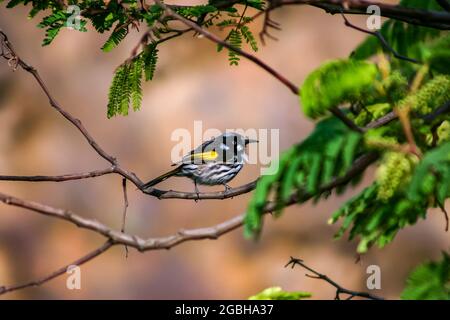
[0,1,448,299]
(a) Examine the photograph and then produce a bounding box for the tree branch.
[0,29,259,201]
[340,13,420,64]
[153,0,300,95]
[285,257,384,300]
[277,0,450,30]
[121,178,129,257]
[0,152,377,295]
[330,107,364,133]
[0,241,113,296]
[2,0,440,296]
[0,167,115,182]
[0,29,142,185]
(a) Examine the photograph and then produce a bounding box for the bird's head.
[214,132,258,163]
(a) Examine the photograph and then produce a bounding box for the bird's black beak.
[245,138,258,145]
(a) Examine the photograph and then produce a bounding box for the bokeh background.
[0,1,448,299]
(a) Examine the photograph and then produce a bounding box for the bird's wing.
[171,137,218,166]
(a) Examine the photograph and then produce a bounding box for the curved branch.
[0,152,377,295]
[153,0,300,95]
[280,0,450,30]
[437,0,450,12]
[0,153,377,253]
[0,169,257,200]
[143,179,257,200]
[340,13,420,64]
[285,257,384,300]
[1,29,262,201]
[0,241,113,296]
[0,167,115,182]
[0,29,143,187]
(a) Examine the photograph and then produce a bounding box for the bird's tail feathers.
[142,167,180,189]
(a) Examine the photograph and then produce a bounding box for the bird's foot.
[223,184,232,195]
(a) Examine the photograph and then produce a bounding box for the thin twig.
[1,29,259,201]
[437,202,449,232]
[1,0,445,296]
[285,257,384,300]
[121,178,129,257]
[0,241,113,295]
[330,107,364,133]
[420,100,450,123]
[365,111,397,130]
[395,105,422,158]
[0,154,377,253]
[0,29,142,187]
[0,152,377,295]
[436,0,450,12]
[153,0,300,95]
[341,13,420,64]
[0,167,115,182]
[274,0,450,30]
[259,2,282,45]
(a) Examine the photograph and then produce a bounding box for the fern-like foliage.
[240,25,258,51]
[420,33,450,74]
[244,117,364,237]
[142,43,159,81]
[2,0,265,114]
[227,29,242,66]
[408,141,450,205]
[300,59,379,119]
[101,26,128,52]
[218,19,258,65]
[108,64,128,118]
[401,252,450,300]
[107,42,159,117]
[352,0,444,61]
[330,184,428,253]
[107,59,138,118]
[175,4,217,18]
[130,57,143,112]
[330,141,450,253]
[38,10,87,46]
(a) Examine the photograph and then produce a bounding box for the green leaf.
[37,11,69,46]
[352,0,443,60]
[175,4,217,18]
[331,184,429,253]
[419,33,450,74]
[408,141,450,204]
[107,63,131,118]
[102,26,128,52]
[300,59,379,119]
[244,117,364,238]
[130,58,143,112]
[142,43,159,81]
[401,253,450,300]
[249,287,311,300]
[228,29,242,66]
[240,25,258,52]
[244,149,294,238]
[6,0,24,8]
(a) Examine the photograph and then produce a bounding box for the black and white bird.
[142,132,257,194]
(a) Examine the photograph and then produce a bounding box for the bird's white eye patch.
[220,143,230,150]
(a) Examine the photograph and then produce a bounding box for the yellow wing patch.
[190,150,219,161]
